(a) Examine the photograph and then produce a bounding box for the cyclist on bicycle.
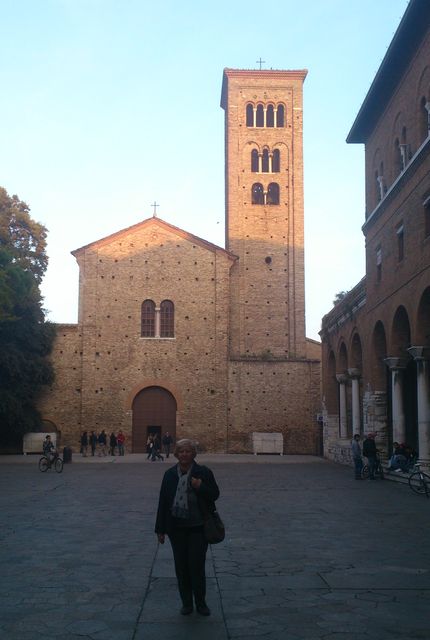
[43,435,57,462]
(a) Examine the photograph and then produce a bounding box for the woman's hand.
[157,533,165,544]
[191,477,202,489]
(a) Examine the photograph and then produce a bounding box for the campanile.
[221,69,307,359]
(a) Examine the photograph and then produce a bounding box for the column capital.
[347,368,361,378]
[407,346,430,361]
[336,373,348,384]
[384,357,408,370]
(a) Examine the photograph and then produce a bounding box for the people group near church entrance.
[146,432,173,461]
[80,430,126,456]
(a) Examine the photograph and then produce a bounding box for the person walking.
[147,434,154,460]
[109,432,117,456]
[89,431,97,457]
[151,434,164,461]
[155,439,220,616]
[98,430,107,456]
[162,431,173,458]
[362,433,377,479]
[351,434,363,480]
[117,430,125,456]
[80,431,88,457]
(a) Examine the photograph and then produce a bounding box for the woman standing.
[155,439,219,616]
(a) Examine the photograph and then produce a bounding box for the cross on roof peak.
[151,201,159,217]
[256,57,266,70]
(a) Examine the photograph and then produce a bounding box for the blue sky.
[1,0,409,339]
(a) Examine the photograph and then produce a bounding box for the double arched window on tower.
[246,103,285,127]
[141,299,175,338]
[251,148,280,173]
[251,182,280,205]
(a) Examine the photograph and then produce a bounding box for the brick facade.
[38,69,321,454]
[320,1,430,464]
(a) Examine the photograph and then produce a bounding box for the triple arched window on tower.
[251,148,280,173]
[246,103,285,128]
[141,299,174,338]
[251,182,280,205]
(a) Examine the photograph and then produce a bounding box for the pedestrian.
[147,434,154,460]
[351,434,363,479]
[89,431,97,456]
[109,432,117,456]
[117,430,125,456]
[162,431,173,458]
[151,434,164,461]
[80,431,88,457]
[155,438,220,616]
[362,433,377,479]
[98,430,107,456]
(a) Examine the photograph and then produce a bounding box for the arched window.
[420,96,429,142]
[251,149,259,172]
[272,149,280,172]
[256,104,264,127]
[141,300,155,337]
[267,183,280,205]
[393,138,402,176]
[246,103,254,127]
[262,148,270,173]
[276,104,285,127]
[252,183,264,205]
[160,300,174,338]
[266,104,274,127]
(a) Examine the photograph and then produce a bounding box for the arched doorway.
[132,386,177,453]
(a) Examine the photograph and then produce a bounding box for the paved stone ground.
[0,454,429,639]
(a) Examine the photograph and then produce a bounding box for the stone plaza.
[0,454,429,639]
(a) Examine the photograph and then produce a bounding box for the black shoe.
[180,605,193,615]
[196,604,211,616]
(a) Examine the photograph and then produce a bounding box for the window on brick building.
[262,148,270,173]
[420,96,430,142]
[424,196,430,238]
[272,149,280,172]
[394,139,402,176]
[276,104,285,127]
[376,246,382,283]
[267,182,280,205]
[246,103,254,127]
[141,300,155,337]
[252,183,264,205]
[266,104,274,127]
[396,223,404,262]
[256,104,264,127]
[160,300,174,338]
[251,149,259,172]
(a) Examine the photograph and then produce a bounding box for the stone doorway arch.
[132,386,177,453]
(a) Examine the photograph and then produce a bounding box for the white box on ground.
[251,432,283,455]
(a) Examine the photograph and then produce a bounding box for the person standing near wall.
[351,434,363,480]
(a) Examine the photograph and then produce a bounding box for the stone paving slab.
[0,456,429,639]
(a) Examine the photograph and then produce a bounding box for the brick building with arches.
[321,0,430,464]
[37,68,321,454]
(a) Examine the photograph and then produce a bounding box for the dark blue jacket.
[155,462,219,535]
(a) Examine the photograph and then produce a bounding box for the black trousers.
[169,526,208,607]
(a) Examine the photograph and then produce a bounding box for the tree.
[332,290,349,306]
[0,188,55,447]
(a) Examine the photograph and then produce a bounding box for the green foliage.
[0,188,55,444]
[333,290,349,306]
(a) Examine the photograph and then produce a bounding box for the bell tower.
[221,68,307,359]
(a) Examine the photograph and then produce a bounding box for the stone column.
[336,374,348,439]
[348,368,361,436]
[384,357,407,444]
[155,307,161,338]
[407,347,430,462]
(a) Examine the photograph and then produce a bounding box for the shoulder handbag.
[204,509,225,544]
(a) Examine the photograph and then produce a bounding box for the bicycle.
[408,462,430,498]
[38,453,63,473]
[361,454,384,480]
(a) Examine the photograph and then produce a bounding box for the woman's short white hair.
[174,439,197,457]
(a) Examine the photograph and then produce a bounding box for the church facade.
[39,69,321,454]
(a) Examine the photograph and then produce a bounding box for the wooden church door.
[132,386,177,453]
